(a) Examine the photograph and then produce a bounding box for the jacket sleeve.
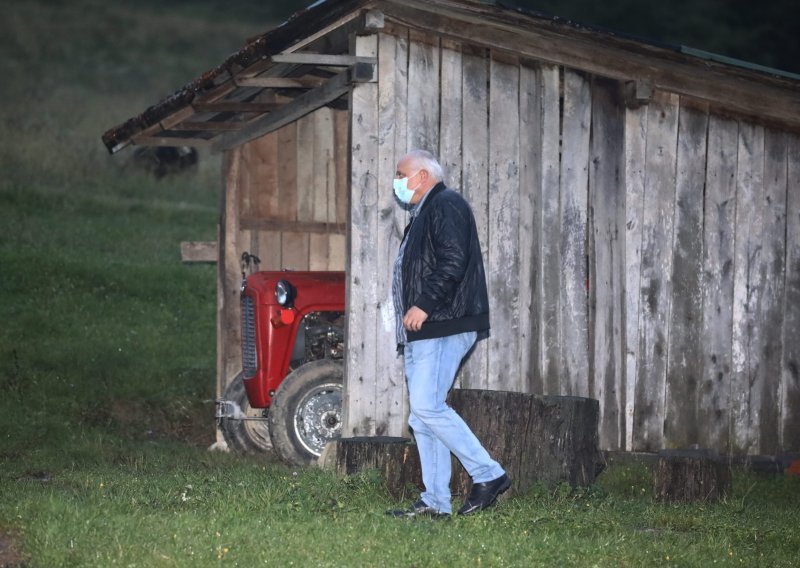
[414,198,471,315]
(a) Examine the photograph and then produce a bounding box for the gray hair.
[406,149,444,182]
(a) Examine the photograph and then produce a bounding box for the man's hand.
[403,306,429,332]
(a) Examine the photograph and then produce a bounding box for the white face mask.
[393,170,419,204]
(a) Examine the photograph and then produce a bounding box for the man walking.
[387,149,510,518]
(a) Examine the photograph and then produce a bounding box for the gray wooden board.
[487,54,521,392]
[731,122,766,454]
[588,78,625,450]
[756,128,787,454]
[539,65,562,395]
[459,47,490,389]
[664,102,708,449]
[633,92,679,451]
[407,31,440,153]
[783,133,800,451]
[375,30,409,437]
[344,33,380,437]
[559,69,591,397]
[699,114,738,452]
[518,63,542,394]
[296,113,316,223]
[439,39,463,189]
[623,104,648,450]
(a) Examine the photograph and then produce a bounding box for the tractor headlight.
[275,280,297,308]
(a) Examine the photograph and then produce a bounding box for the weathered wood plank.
[487,53,521,392]
[180,241,218,263]
[375,29,409,437]
[329,233,346,271]
[756,128,787,454]
[699,114,738,452]
[218,148,244,395]
[783,133,800,451]
[623,102,648,451]
[296,113,316,222]
[559,70,591,397]
[459,47,490,390]
[518,63,542,394]
[276,122,299,222]
[731,122,766,455]
[539,65,562,396]
[439,39,463,189]
[256,230,282,270]
[664,102,709,449]
[343,33,380,437]
[309,233,330,271]
[588,78,625,450]
[313,108,336,224]
[406,30,440,152]
[633,91,679,451]
[280,231,310,270]
[333,109,350,225]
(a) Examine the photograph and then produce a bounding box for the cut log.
[335,436,422,500]
[654,454,731,503]
[334,390,602,499]
[448,390,603,497]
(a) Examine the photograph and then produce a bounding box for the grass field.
[1,1,799,566]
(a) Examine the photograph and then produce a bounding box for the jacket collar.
[415,182,446,215]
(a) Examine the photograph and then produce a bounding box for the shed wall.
[217,107,349,394]
[345,25,800,455]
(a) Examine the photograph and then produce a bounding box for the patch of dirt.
[81,397,215,447]
[0,530,26,568]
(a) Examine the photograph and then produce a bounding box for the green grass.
[1,1,800,566]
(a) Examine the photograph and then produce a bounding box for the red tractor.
[216,270,346,466]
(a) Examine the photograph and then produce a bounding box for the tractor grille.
[241,295,258,379]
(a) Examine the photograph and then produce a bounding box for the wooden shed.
[103,0,800,456]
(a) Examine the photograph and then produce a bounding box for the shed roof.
[102,0,800,154]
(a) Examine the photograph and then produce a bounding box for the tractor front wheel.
[219,373,273,454]
[268,359,343,467]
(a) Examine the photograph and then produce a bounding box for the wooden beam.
[236,76,327,89]
[192,101,282,113]
[180,241,218,263]
[172,121,246,131]
[212,65,372,152]
[240,218,346,235]
[132,136,211,148]
[271,53,377,66]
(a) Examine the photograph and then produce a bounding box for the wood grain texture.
[407,30,440,153]
[699,114,738,452]
[375,29,409,437]
[344,33,380,437]
[783,133,800,451]
[731,122,766,455]
[459,47,490,390]
[588,78,625,450]
[487,53,521,392]
[664,102,708,449]
[518,63,542,394]
[623,103,648,451]
[633,92,679,451]
[439,39,463,189]
[559,70,591,397]
[539,65,562,396]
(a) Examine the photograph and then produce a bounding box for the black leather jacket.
[400,182,490,342]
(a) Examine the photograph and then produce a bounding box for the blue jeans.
[404,331,505,514]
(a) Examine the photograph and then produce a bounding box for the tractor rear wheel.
[219,373,273,454]
[268,359,343,467]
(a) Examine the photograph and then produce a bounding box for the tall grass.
[1,1,799,566]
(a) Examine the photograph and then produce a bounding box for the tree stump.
[654,454,731,503]
[448,390,603,497]
[334,390,602,500]
[334,436,422,500]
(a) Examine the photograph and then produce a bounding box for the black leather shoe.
[386,499,450,519]
[457,473,512,515]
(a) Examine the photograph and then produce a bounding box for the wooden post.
[335,437,422,500]
[654,453,731,503]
